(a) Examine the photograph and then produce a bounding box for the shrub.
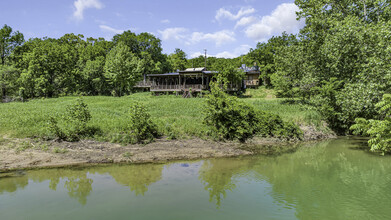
[351,94,391,154]
[204,79,302,142]
[48,98,95,141]
[127,102,159,144]
[256,111,303,140]
[204,80,258,142]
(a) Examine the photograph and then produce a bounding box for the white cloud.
[244,3,304,42]
[215,7,255,21]
[161,19,170,24]
[190,45,251,59]
[158,27,188,41]
[215,44,251,58]
[159,28,235,46]
[99,25,124,34]
[190,52,204,58]
[73,0,103,20]
[188,30,236,46]
[235,16,258,29]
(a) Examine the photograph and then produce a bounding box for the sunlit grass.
[0,91,324,140]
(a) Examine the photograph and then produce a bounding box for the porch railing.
[134,81,155,87]
[150,84,206,91]
[244,80,259,86]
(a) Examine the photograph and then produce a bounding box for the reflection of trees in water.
[0,169,94,205]
[65,176,93,205]
[30,169,94,205]
[0,174,29,194]
[198,158,256,207]
[94,164,164,196]
[0,164,164,205]
[252,138,391,219]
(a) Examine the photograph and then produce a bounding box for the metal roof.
[147,72,179,77]
[203,71,218,74]
[180,67,206,73]
[239,65,260,73]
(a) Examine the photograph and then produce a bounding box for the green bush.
[256,111,303,140]
[203,80,258,142]
[127,102,159,144]
[48,98,96,141]
[204,79,302,142]
[351,94,391,154]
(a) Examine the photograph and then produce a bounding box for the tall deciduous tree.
[104,42,142,96]
[168,48,187,72]
[113,31,170,74]
[248,32,297,87]
[0,65,20,100]
[271,0,391,133]
[0,24,24,65]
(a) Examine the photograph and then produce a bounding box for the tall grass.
[0,91,324,141]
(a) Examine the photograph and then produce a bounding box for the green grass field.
[0,89,324,141]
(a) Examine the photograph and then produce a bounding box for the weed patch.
[52,147,68,154]
[15,141,33,153]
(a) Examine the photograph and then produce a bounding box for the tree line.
[0,25,255,100]
[0,28,175,98]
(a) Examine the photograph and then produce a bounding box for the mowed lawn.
[0,91,323,140]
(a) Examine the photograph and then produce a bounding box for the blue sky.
[0,0,304,58]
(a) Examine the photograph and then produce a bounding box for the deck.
[134,81,155,88]
[150,84,206,92]
[244,80,259,87]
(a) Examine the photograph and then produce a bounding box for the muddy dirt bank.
[0,138,253,171]
[0,127,335,171]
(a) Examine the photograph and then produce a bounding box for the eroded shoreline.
[0,126,335,171]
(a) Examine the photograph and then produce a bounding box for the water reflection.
[1,138,391,219]
[0,164,163,205]
[198,158,255,207]
[0,172,28,194]
[92,164,164,196]
[250,139,391,219]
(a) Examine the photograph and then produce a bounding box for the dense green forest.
[0,26,248,99]
[1,0,391,142]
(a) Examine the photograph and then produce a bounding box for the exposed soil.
[0,127,335,171]
[0,138,251,171]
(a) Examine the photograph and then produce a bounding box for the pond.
[1,137,391,220]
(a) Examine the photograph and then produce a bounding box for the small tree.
[127,102,159,143]
[351,94,391,154]
[203,78,259,142]
[204,77,302,142]
[213,63,245,90]
[48,98,93,141]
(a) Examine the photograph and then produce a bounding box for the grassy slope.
[0,88,324,140]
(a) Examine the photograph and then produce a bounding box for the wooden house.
[240,63,261,88]
[134,64,260,94]
[134,67,214,94]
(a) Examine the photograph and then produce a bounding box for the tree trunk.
[363,0,367,20]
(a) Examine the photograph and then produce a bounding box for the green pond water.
[1,137,391,220]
